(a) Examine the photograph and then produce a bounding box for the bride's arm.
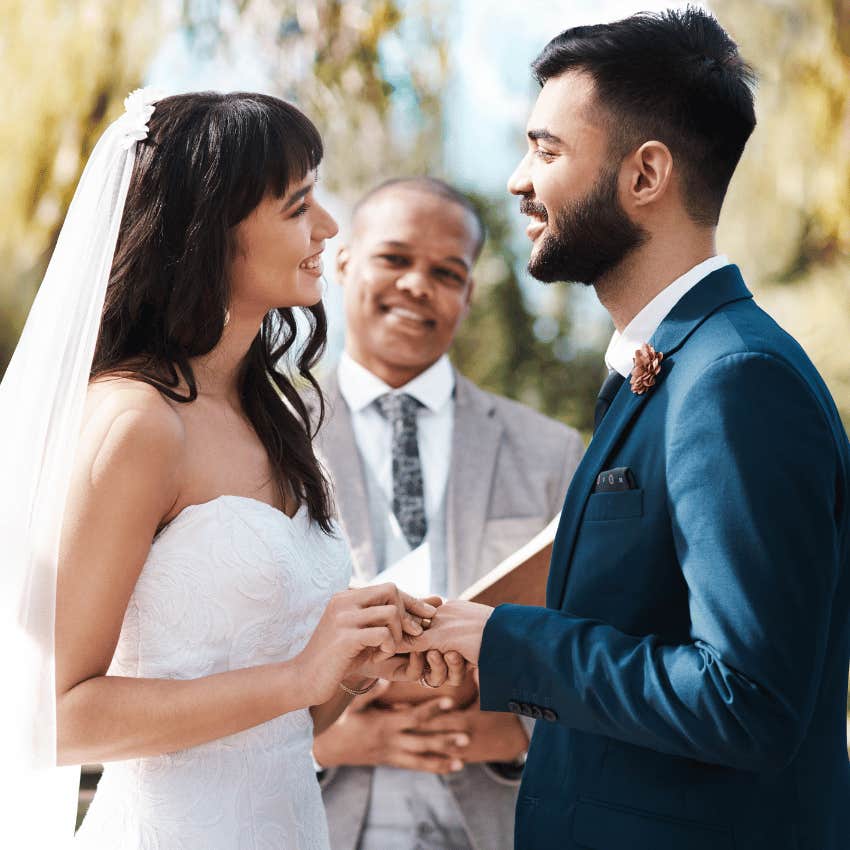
[309,677,376,737]
[55,385,430,766]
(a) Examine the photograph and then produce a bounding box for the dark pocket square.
[593,466,637,493]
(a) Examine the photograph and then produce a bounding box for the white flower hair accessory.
[117,87,165,149]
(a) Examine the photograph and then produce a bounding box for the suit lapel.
[446,375,503,597]
[546,265,753,609]
[545,385,648,607]
[316,374,378,580]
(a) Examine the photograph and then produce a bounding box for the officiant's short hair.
[532,7,757,226]
[351,176,486,260]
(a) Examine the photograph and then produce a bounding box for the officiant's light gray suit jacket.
[314,369,584,850]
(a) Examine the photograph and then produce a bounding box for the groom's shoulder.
[679,294,821,391]
[668,295,845,444]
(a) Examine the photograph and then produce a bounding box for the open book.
[457,514,559,607]
[374,515,559,707]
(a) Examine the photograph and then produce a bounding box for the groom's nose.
[508,153,533,196]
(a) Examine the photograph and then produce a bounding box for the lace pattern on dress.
[75,496,352,850]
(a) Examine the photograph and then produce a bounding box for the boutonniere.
[630,343,664,395]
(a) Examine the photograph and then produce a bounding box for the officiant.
[311,176,584,850]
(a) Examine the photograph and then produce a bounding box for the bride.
[0,90,456,849]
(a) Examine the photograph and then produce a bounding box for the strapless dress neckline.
[157,494,308,538]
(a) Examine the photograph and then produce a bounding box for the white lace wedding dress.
[74,495,352,850]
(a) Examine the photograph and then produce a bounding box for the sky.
[442,0,699,192]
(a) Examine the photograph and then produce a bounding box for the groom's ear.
[626,140,674,210]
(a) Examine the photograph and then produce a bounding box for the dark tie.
[594,370,626,432]
[375,393,427,548]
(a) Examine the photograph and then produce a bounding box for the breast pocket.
[566,490,649,615]
[583,489,643,522]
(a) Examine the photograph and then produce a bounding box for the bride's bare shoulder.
[84,376,186,462]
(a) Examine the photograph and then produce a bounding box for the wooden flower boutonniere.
[631,343,664,395]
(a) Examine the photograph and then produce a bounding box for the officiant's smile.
[336,181,483,388]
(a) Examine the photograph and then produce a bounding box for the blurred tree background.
[2,0,848,787]
[0,0,159,370]
[714,0,850,424]
[3,1,847,435]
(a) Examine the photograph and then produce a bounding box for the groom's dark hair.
[533,6,756,225]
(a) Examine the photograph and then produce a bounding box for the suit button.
[507,700,520,714]
[519,702,533,716]
[530,705,543,719]
[542,708,558,722]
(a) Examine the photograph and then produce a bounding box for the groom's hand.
[313,693,469,775]
[407,600,494,666]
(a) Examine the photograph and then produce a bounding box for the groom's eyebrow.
[527,128,564,146]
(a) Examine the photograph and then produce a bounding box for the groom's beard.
[524,164,648,285]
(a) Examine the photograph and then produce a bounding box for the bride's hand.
[295,583,437,705]
[347,595,446,684]
[352,647,468,686]
[355,649,427,684]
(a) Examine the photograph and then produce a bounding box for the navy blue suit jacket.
[479,266,850,850]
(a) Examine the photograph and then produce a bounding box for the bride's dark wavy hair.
[92,91,333,532]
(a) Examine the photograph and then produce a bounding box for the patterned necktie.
[375,393,427,549]
[594,369,626,433]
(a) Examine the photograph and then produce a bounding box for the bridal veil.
[0,88,161,848]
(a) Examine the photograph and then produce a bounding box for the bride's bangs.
[254,96,324,200]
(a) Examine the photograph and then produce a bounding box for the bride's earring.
[223,309,231,327]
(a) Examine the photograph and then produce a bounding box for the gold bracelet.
[339,677,378,696]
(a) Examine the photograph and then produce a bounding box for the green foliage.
[190,0,451,199]
[714,0,850,426]
[0,0,159,375]
[0,0,449,377]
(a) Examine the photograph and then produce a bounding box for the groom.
[411,8,850,850]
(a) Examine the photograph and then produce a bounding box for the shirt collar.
[604,255,730,378]
[337,352,455,414]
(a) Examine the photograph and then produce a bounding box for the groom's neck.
[595,225,718,333]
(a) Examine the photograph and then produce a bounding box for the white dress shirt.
[336,353,467,847]
[604,255,730,378]
[337,351,455,522]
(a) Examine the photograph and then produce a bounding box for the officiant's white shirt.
[337,351,454,521]
[605,254,730,378]
[335,352,469,848]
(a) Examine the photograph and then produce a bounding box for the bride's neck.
[189,315,261,405]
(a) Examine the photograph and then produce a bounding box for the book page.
[365,542,431,598]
